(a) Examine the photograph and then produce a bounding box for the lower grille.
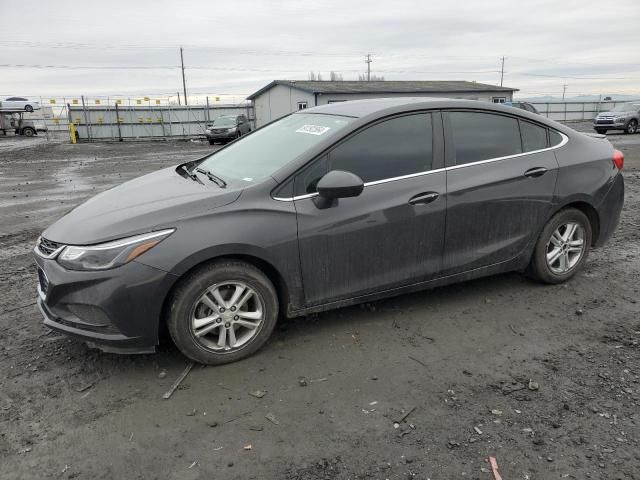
[596,120,613,125]
[37,268,49,295]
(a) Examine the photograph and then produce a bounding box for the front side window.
[199,113,353,183]
[328,113,433,183]
[449,112,522,165]
[520,120,548,152]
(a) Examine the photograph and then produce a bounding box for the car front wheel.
[595,128,607,134]
[166,260,279,365]
[25,105,34,112]
[527,208,592,284]
[625,119,638,134]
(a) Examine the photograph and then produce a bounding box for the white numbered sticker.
[296,125,331,135]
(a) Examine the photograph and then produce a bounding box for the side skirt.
[288,255,528,318]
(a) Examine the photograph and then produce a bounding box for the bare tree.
[308,71,317,81]
[329,71,344,81]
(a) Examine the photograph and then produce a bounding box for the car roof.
[298,97,556,126]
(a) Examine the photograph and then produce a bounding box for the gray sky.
[1,0,639,101]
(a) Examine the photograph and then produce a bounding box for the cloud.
[1,0,638,98]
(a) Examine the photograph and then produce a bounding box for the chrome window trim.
[447,132,568,171]
[272,131,568,202]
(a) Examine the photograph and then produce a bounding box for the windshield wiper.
[178,164,204,184]
[195,167,227,188]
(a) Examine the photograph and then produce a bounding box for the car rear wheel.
[25,105,33,112]
[22,127,35,137]
[527,208,592,284]
[166,260,279,365]
[625,119,638,134]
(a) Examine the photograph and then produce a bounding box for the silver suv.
[594,102,640,134]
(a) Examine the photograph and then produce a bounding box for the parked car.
[593,102,640,134]
[34,98,624,365]
[0,97,41,112]
[205,115,251,145]
[505,101,540,114]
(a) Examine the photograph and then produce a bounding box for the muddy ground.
[1,124,639,479]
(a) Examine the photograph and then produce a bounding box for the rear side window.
[328,113,433,183]
[520,120,548,152]
[549,130,563,147]
[449,112,522,165]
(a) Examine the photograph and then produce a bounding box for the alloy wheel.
[190,281,264,352]
[545,222,586,274]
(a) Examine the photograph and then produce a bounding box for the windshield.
[212,117,238,128]
[611,103,637,112]
[198,113,354,183]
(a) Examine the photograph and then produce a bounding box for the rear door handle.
[524,167,548,178]
[408,192,439,205]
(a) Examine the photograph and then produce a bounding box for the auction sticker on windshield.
[296,125,331,135]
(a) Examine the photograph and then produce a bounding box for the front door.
[293,112,447,306]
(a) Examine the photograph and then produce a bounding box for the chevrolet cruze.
[34,98,624,365]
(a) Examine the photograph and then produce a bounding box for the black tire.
[527,208,592,284]
[595,128,606,134]
[625,119,638,134]
[166,260,279,365]
[25,105,33,112]
[22,127,35,137]
[208,139,215,145]
[236,131,241,138]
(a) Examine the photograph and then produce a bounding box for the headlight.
[614,116,626,123]
[57,229,175,271]
[227,127,236,132]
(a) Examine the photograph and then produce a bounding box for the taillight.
[613,149,624,170]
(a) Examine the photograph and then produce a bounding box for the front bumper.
[34,253,177,354]
[206,131,236,141]
[593,120,627,130]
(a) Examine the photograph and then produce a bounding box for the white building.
[247,80,518,127]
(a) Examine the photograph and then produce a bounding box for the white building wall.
[252,87,513,127]
[253,85,314,127]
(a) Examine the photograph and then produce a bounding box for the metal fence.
[527,100,640,122]
[68,103,254,141]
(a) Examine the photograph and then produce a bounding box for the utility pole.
[365,54,372,81]
[180,47,188,105]
[500,56,505,87]
[562,84,568,100]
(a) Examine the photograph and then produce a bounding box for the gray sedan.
[34,98,624,364]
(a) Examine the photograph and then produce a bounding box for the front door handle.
[524,167,548,178]
[408,192,439,205]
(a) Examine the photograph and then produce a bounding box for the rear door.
[293,112,447,306]
[442,110,560,275]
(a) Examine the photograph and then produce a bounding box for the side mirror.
[314,170,364,209]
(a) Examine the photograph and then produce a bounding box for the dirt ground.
[1,123,639,479]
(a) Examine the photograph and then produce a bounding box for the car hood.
[43,166,242,245]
